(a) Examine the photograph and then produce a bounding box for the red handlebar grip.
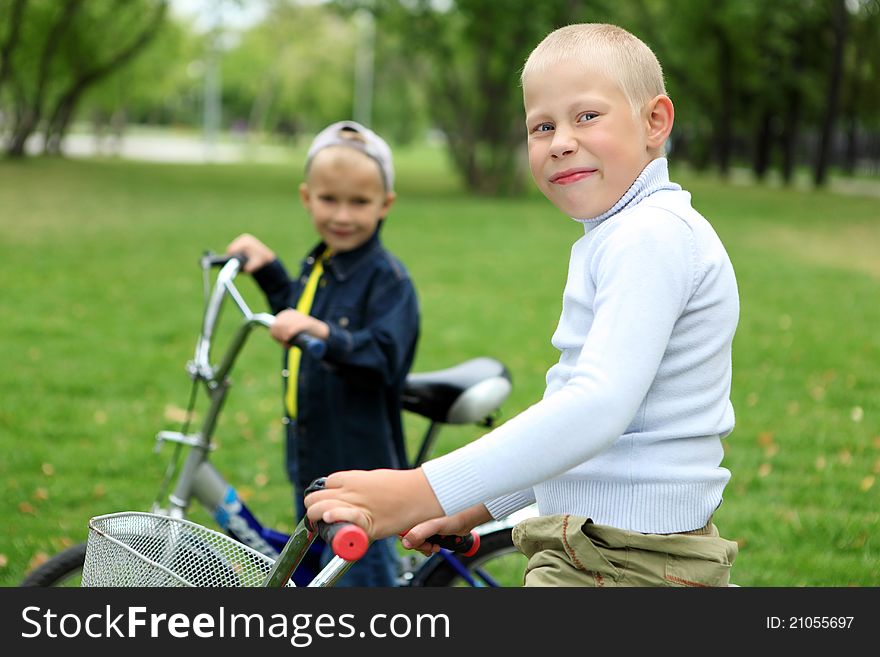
[416,530,481,556]
[330,524,369,561]
[462,531,480,557]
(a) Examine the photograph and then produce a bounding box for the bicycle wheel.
[411,528,526,587]
[20,542,88,587]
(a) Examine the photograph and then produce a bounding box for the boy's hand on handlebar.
[270,309,330,346]
[304,468,444,541]
[401,504,492,556]
[226,233,276,273]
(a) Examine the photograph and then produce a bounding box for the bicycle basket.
[82,511,292,587]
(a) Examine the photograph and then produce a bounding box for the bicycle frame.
[150,255,522,587]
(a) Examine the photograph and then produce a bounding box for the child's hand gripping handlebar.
[424,531,481,557]
[401,530,481,557]
[203,251,326,358]
[304,478,370,561]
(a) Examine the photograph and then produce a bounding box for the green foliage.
[221,2,358,136]
[364,0,621,195]
[80,15,204,126]
[0,0,169,155]
[0,153,877,587]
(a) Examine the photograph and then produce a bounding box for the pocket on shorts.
[514,515,622,586]
[665,554,731,587]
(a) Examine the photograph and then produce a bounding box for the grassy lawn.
[0,150,877,587]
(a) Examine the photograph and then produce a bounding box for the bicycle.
[22,252,533,587]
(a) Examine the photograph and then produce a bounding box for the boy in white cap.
[227,120,419,586]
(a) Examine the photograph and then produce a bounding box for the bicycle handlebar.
[195,252,327,374]
[304,477,369,561]
[201,252,248,269]
[425,531,481,557]
[400,529,481,557]
[292,332,327,359]
[310,518,370,562]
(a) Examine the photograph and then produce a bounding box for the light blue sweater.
[422,158,739,533]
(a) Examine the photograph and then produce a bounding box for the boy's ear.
[645,94,674,150]
[380,190,397,218]
[298,182,311,208]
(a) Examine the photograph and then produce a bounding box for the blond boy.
[306,25,739,587]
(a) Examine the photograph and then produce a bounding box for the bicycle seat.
[402,357,512,425]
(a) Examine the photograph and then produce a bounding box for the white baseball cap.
[305,120,395,191]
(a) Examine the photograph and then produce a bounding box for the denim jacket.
[253,229,420,491]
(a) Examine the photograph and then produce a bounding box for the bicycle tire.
[20,542,88,587]
[410,528,525,587]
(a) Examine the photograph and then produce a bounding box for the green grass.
[1,150,878,587]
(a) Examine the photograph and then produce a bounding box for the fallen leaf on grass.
[757,431,775,446]
[18,502,36,514]
[33,487,49,501]
[838,449,852,465]
[850,407,864,423]
[0,554,7,568]
[41,463,54,476]
[254,473,269,488]
[28,553,49,571]
[758,463,772,478]
[164,405,192,423]
[93,483,106,498]
[859,476,875,492]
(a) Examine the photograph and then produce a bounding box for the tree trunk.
[752,109,774,181]
[40,0,168,156]
[813,0,849,187]
[843,117,858,175]
[0,0,27,98]
[779,40,805,185]
[714,23,734,177]
[5,0,83,158]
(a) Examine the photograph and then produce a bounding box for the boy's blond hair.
[521,23,666,115]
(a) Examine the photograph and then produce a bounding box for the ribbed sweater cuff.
[421,448,490,516]
[485,490,536,520]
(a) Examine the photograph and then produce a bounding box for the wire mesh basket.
[82,512,293,587]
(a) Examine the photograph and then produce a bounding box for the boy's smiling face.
[300,147,395,253]
[524,59,658,219]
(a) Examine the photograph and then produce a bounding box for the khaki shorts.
[512,514,738,587]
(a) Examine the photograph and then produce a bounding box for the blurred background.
[1,0,878,587]
[2,0,879,187]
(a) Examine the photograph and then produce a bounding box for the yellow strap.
[285,252,328,417]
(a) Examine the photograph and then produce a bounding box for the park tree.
[77,15,202,147]
[221,1,358,139]
[626,0,880,186]
[840,0,880,174]
[337,0,619,196]
[0,0,168,158]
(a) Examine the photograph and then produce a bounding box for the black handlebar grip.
[201,252,249,269]
[292,332,327,359]
[304,477,369,561]
[426,531,480,557]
